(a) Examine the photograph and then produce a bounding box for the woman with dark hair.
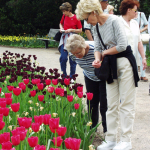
[58,2,82,81]
[120,0,147,76]
[75,0,142,149]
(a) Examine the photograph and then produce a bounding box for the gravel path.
[0,46,150,150]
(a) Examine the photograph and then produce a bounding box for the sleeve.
[84,20,91,30]
[141,12,148,26]
[76,18,82,29]
[112,18,128,52]
[148,16,150,34]
[69,52,76,61]
[60,15,65,24]
[93,26,103,53]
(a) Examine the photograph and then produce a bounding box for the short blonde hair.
[107,5,114,13]
[66,34,86,53]
[75,0,103,20]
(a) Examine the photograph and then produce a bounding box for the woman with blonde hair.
[66,34,107,133]
[75,0,141,149]
[107,5,114,14]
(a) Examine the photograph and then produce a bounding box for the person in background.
[66,34,107,133]
[75,0,143,149]
[134,11,148,81]
[59,2,82,82]
[107,5,114,14]
[148,15,150,52]
[84,0,109,41]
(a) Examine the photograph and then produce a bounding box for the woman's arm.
[140,25,148,33]
[138,41,147,70]
[65,28,82,33]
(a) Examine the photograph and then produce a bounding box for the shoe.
[113,141,132,150]
[97,141,116,150]
[140,77,148,82]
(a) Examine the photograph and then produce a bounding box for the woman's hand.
[92,59,102,68]
[142,58,147,70]
[65,29,74,33]
[60,28,64,33]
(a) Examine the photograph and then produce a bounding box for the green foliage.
[146,45,150,66]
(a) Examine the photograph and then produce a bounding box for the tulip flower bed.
[0,51,100,150]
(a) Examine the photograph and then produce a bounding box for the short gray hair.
[75,0,103,20]
[66,34,86,53]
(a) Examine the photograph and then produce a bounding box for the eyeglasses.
[132,9,137,12]
[85,13,91,22]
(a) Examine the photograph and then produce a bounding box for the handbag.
[139,12,150,44]
[94,23,110,81]
[141,34,150,44]
[54,16,65,42]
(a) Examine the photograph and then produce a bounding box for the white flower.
[24,112,29,116]
[40,107,44,111]
[72,112,76,117]
[28,100,33,104]
[1,92,4,97]
[6,76,10,79]
[35,103,39,106]
[29,107,33,111]
[8,125,12,131]
[29,127,32,134]
[89,144,95,150]
[52,113,58,117]
[86,121,92,127]
[4,81,7,84]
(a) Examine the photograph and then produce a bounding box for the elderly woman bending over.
[75,0,139,150]
[66,34,107,133]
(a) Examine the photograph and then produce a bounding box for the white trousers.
[105,57,136,142]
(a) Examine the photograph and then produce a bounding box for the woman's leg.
[59,45,68,77]
[69,56,77,78]
[84,76,107,132]
[140,44,146,77]
[117,58,136,142]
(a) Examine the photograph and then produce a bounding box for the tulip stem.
[21,141,22,150]
[46,125,48,146]
[55,130,57,148]
[27,130,29,150]
[38,131,40,144]
[89,101,91,121]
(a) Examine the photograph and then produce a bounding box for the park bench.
[37,28,60,49]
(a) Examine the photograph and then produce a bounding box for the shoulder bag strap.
[139,12,141,28]
[96,23,107,50]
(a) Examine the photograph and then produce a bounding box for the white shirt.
[148,15,150,34]
[120,16,141,66]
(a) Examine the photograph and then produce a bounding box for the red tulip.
[38,95,44,102]
[23,79,30,85]
[31,123,40,132]
[32,79,41,85]
[51,136,63,147]
[7,86,14,91]
[52,79,58,85]
[0,88,2,93]
[0,114,3,121]
[67,95,73,102]
[74,103,80,110]
[70,138,81,150]
[43,114,51,125]
[0,100,6,108]
[49,148,60,150]
[49,126,56,133]
[64,137,72,149]
[77,86,83,92]
[11,103,20,112]
[1,107,9,116]
[0,120,5,130]
[16,127,27,141]
[18,117,32,129]
[45,79,51,85]
[34,115,43,125]
[0,132,10,144]
[87,92,93,100]
[59,88,64,97]
[5,93,12,98]
[19,82,26,90]
[11,135,20,146]
[6,98,13,105]
[55,88,61,95]
[47,87,54,93]
[30,90,36,97]
[56,126,67,136]
[37,83,44,91]
[28,136,38,147]
[13,88,21,96]
[34,145,46,150]
[49,118,59,130]
[77,92,83,98]
[64,78,70,85]
[2,141,13,149]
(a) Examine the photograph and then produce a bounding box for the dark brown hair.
[119,0,140,15]
[59,2,72,12]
